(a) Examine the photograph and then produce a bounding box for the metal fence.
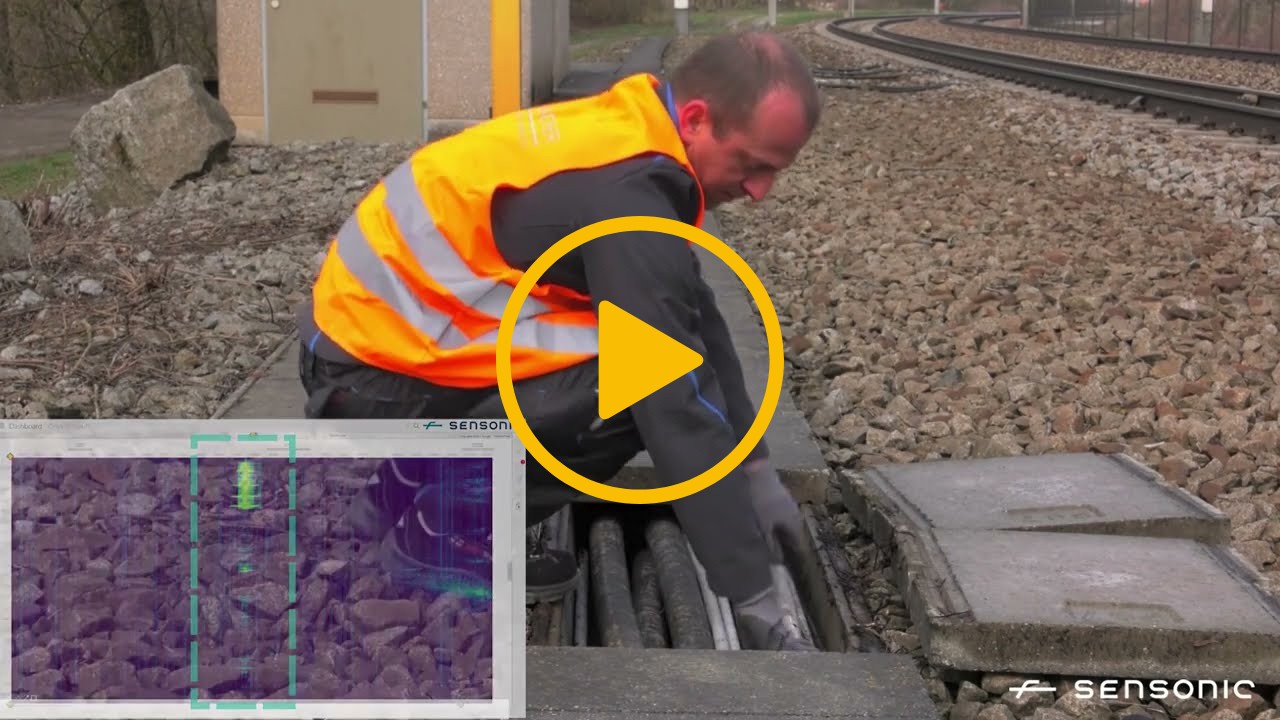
[1026,0,1280,51]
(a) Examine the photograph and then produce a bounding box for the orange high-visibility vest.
[309,73,706,388]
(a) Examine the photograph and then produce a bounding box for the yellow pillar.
[490,0,521,117]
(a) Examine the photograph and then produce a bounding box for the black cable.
[588,514,642,648]
[644,516,714,650]
[630,548,669,649]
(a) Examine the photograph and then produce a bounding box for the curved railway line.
[825,15,1280,142]
[944,12,1280,65]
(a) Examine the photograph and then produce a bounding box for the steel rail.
[826,16,1280,141]
[944,12,1280,65]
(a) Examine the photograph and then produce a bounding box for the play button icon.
[597,300,704,420]
[495,214,783,505]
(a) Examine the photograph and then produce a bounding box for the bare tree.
[0,0,18,101]
[109,0,155,81]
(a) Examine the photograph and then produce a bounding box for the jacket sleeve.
[577,173,740,483]
[689,250,770,463]
[576,162,773,601]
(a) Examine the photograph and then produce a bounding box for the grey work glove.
[742,458,806,565]
[734,581,818,652]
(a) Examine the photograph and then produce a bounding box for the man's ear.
[676,99,712,140]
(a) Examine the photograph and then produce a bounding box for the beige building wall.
[215,0,568,141]
[215,0,265,142]
[426,0,491,122]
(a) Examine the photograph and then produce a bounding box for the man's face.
[677,88,812,208]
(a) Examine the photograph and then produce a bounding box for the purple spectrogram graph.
[8,456,494,703]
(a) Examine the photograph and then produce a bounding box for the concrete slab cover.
[904,529,1280,682]
[844,451,1229,545]
[525,645,938,719]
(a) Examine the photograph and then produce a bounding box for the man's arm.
[689,251,769,464]
[576,163,772,603]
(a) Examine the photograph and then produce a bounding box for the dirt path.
[0,90,111,162]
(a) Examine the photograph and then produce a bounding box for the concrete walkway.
[0,91,109,162]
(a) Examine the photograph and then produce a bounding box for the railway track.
[945,12,1280,65]
[825,15,1280,142]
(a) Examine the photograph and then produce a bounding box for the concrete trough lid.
[898,528,1280,683]
[842,451,1230,546]
[838,451,1280,683]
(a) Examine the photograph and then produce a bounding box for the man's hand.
[742,458,806,564]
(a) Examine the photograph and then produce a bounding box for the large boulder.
[70,64,236,211]
[0,200,32,263]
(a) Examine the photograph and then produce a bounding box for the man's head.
[669,31,820,207]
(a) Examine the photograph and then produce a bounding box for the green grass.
[0,150,77,201]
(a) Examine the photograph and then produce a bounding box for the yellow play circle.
[495,215,783,505]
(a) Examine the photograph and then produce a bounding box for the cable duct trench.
[527,502,881,654]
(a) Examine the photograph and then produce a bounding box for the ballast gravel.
[893,16,1280,94]
[670,23,1280,720]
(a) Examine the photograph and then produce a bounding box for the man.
[296,30,822,651]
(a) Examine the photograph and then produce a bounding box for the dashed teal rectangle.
[190,432,299,709]
[189,547,198,590]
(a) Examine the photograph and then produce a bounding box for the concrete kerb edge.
[700,212,834,505]
[208,330,297,420]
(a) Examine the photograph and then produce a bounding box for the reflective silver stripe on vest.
[333,213,454,341]
[382,161,553,319]
[332,159,598,355]
[443,319,599,354]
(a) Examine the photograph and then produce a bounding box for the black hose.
[588,515,642,648]
[630,548,669,648]
[644,516,714,650]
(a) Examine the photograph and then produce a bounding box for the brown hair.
[669,30,820,138]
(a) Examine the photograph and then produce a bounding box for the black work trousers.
[296,341,767,602]
[298,341,641,528]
